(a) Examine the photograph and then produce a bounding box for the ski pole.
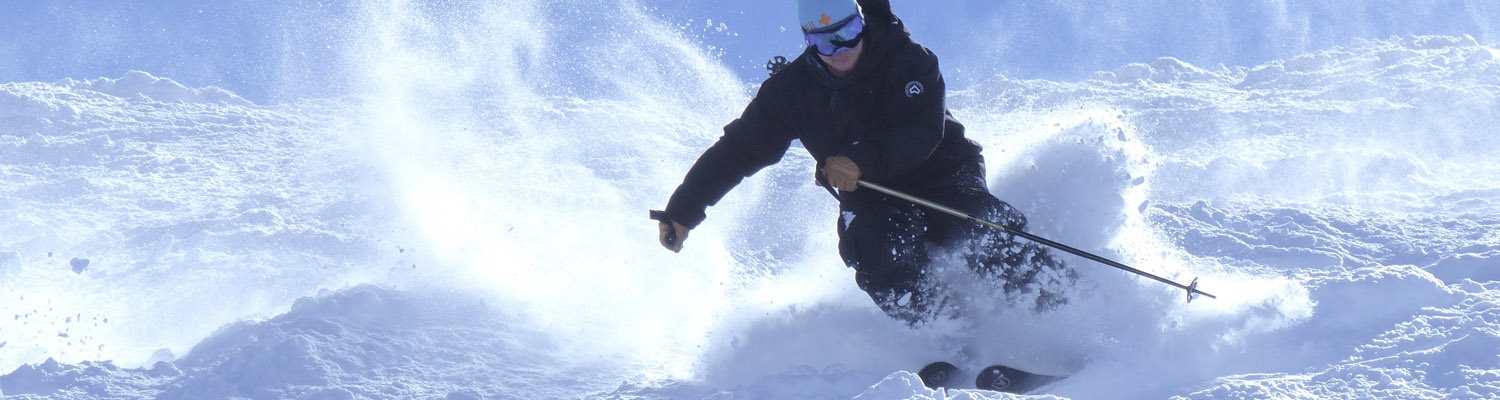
[857,180,1216,302]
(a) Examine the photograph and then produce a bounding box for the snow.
[3,2,1500,399]
[54,71,252,107]
[0,286,624,399]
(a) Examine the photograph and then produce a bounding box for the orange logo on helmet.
[820,13,832,27]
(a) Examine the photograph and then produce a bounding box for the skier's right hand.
[822,155,862,192]
[659,221,690,253]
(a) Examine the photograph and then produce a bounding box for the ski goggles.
[804,14,865,57]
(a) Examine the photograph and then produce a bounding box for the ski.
[974,364,1066,394]
[918,361,965,389]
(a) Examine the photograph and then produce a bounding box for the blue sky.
[3,0,1495,104]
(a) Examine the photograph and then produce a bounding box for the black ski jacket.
[664,3,982,229]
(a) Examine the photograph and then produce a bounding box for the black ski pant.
[835,158,1068,324]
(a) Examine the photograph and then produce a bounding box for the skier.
[655,0,1073,325]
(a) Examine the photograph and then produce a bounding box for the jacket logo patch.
[905,81,925,98]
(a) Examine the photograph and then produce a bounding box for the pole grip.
[649,210,677,247]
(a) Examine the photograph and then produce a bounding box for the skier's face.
[819,40,863,78]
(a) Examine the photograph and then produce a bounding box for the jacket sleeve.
[664,85,795,229]
[846,45,947,182]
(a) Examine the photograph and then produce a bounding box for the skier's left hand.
[822,155,862,191]
[658,220,690,253]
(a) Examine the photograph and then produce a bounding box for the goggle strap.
[805,14,861,34]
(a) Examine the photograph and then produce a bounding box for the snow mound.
[855,371,1023,400]
[56,71,252,106]
[1428,251,1500,284]
[957,35,1500,206]
[1183,287,1500,399]
[1099,57,1239,85]
[0,286,616,399]
[0,74,399,378]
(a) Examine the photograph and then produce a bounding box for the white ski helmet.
[797,0,862,32]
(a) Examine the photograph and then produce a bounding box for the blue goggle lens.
[804,15,865,56]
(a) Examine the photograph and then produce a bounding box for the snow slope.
[0,70,404,377]
[3,4,1500,400]
[7,1,1497,103]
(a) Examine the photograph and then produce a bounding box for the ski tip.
[975,364,1066,394]
[918,361,962,389]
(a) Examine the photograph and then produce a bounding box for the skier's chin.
[820,43,864,77]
